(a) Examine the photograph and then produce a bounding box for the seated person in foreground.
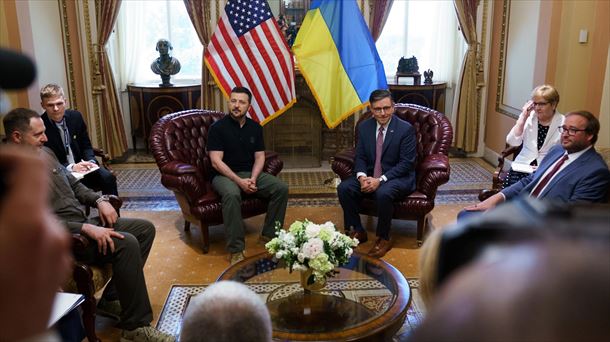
[181,281,272,342]
[207,86,288,265]
[40,83,118,195]
[503,84,564,187]
[461,110,610,219]
[3,108,173,342]
[0,146,72,341]
[410,240,610,342]
[337,89,417,258]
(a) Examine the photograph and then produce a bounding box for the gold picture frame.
[495,0,541,119]
[495,0,519,118]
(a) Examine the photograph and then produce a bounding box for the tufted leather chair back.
[151,109,223,176]
[355,103,453,186]
[150,109,225,199]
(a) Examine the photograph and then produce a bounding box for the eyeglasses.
[372,106,392,114]
[533,102,550,107]
[558,125,588,136]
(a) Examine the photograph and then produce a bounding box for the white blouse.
[506,111,564,166]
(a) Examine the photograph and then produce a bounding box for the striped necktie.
[373,126,384,178]
[530,154,569,197]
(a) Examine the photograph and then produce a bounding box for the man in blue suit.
[463,110,609,217]
[337,90,417,258]
[40,84,118,195]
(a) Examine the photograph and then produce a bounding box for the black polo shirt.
[207,115,265,177]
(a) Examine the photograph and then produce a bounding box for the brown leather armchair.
[62,195,122,342]
[478,144,522,201]
[332,104,453,246]
[149,109,284,253]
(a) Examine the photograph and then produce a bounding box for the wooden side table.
[127,83,201,150]
[388,81,447,113]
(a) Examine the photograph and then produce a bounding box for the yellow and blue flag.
[293,0,387,128]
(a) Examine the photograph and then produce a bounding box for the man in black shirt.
[207,87,288,264]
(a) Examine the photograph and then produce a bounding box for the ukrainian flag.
[292,0,387,128]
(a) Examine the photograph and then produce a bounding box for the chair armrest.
[331,149,356,180]
[160,161,198,175]
[160,161,207,203]
[478,189,500,201]
[416,154,450,196]
[264,151,283,175]
[93,147,113,173]
[107,195,123,211]
[72,234,89,253]
[497,145,521,170]
[492,144,522,190]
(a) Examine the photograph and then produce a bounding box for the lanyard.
[58,119,70,155]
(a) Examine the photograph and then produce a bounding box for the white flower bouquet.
[265,219,359,285]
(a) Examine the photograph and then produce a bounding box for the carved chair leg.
[199,221,210,254]
[73,265,99,342]
[184,220,190,232]
[416,215,430,247]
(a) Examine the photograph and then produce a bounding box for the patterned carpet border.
[115,159,490,211]
[156,278,423,342]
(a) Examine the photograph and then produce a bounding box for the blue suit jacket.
[354,116,417,192]
[41,110,96,167]
[502,144,610,203]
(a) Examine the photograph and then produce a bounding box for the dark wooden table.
[388,81,447,113]
[218,252,411,341]
[126,83,201,151]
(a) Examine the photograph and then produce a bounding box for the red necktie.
[373,126,384,178]
[530,154,569,197]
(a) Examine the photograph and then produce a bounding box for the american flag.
[204,0,296,124]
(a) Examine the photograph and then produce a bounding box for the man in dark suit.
[3,108,174,342]
[462,110,609,217]
[337,89,417,258]
[40,84,118,195]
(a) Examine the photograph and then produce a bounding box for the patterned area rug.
[156,278,423,341]
[115,159,491,211]
[112,150,156,164]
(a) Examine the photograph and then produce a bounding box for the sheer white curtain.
[110,0,203,90]
[376,1,466,87]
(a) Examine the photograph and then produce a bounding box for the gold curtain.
[453,0,479,153]
[95,0,127,158]
[183,0,214,109]
[369,0,394,41]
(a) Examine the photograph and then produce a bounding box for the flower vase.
[300,269,326,292]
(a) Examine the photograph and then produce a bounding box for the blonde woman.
[504,85,564,187]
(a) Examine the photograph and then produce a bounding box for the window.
[109,0,203,89]
[376,1,466,86]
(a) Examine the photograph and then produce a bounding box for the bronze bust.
[151,39,181,87]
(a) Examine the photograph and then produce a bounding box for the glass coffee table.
[218,251,410,341]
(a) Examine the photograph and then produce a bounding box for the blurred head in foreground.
[418,226,445,308]
[180,280,272,342]
[410,240,610,342]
